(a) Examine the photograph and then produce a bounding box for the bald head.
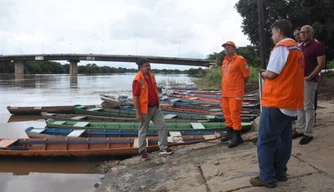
[300,25,314,43]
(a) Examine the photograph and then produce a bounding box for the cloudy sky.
[0,0,250,69]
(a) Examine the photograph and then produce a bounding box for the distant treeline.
[0,61,207,77]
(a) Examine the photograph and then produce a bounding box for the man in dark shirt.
[293,25,326,145]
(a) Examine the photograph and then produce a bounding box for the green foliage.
[194,65,260,89]
[235,0,334,60]
[207,46,261,67]
[327,60,334,69]
[207,51,226,66]
[194,67,222,89]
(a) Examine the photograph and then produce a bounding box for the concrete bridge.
[0,54,215,77]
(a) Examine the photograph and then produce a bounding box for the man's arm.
[260,70,278,79]
[132,80,142,121]
[308,55,325,80]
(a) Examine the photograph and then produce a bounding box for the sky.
[0,0,250,70]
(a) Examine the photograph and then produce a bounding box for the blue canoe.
[25,127,224,139]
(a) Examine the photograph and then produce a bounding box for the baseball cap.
[222,41,236,48]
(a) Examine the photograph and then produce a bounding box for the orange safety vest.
[262,39,304,109]
[134,71,159,114]
[221,54,250,98]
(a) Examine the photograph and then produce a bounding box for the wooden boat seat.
[73,122,90,127]
[70,116,87,120]
[0,139,18,148]
[170,98,181,102]
[87,107,103,111]
[164,114,177,119]
[169,131,182,137]
[133,138,148,148]
[75,105,86,109]
[34,106,42,109]
[208,108,222,112]
[203,135,218,140]
[206,115,216,119]
[95,104,102,108]
[189,97,199,100]
[52,121,66,125]
[191,123,205,130]
[67,129,86,138]
[29,128,45,134]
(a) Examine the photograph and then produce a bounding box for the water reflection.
[70,76,78,88]
[0,73,194,191]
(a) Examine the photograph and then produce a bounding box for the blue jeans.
[257,107,293,183]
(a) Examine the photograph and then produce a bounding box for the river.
[0,73,195,192]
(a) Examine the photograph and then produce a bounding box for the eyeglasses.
[300,31,310,34]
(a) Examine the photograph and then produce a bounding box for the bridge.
[0,54,215,77]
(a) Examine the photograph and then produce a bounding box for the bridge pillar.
[14,61,24,75]
[69,60,79,77]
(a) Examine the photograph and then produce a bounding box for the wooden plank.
[73,122,90,127]
[133,138,139,148]
[0,139,18,148]
[87,107,103,111]
[164,114,177,119]
[191,123,205,130]
[208,108,222,112]
[202,104,213,107]
[170,98,181,102]
[67,129,86,138]
[206,115,216,119]
[70,115,87,120]
[29,128,45,134]
[52,121,66,125]
[34,106,42,109]
[189,97,199,100]
[203,135,217,140]
[169,131,182,137]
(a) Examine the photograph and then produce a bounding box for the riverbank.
[96,100,334,192]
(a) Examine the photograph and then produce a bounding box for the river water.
[0,73,195,192]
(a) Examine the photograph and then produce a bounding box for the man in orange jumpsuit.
[220,41,250,148]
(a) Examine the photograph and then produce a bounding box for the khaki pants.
[295,81,317,137]
[138,106,168,153]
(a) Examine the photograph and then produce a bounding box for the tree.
[235,0,334,60]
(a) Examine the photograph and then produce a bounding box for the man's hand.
[136,112,143,121]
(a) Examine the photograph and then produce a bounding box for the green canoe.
[45,118,253,132]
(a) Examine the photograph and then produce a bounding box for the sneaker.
[299,136,313,145]
[292,130,304,139]
[160,147,174,155]
[140,151,150,161]
[250,176,276,188]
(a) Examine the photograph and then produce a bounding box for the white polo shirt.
[266,38,298,117]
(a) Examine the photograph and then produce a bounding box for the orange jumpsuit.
[221,54,250,131]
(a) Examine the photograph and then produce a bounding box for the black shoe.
[292,130,304,139]
[276,176,288,181]
[221,127,232,142]
[299,136,313,145]
[228,130,244,148]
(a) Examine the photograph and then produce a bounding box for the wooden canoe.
[74,105,218,120]
[7,104,113,115]
[45,119,253,132]
[25,127,224,138]
[0,134,221,157]
[100,94,133,106]
[40,112,211,123]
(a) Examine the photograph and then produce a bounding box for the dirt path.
[95,100,334,192]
